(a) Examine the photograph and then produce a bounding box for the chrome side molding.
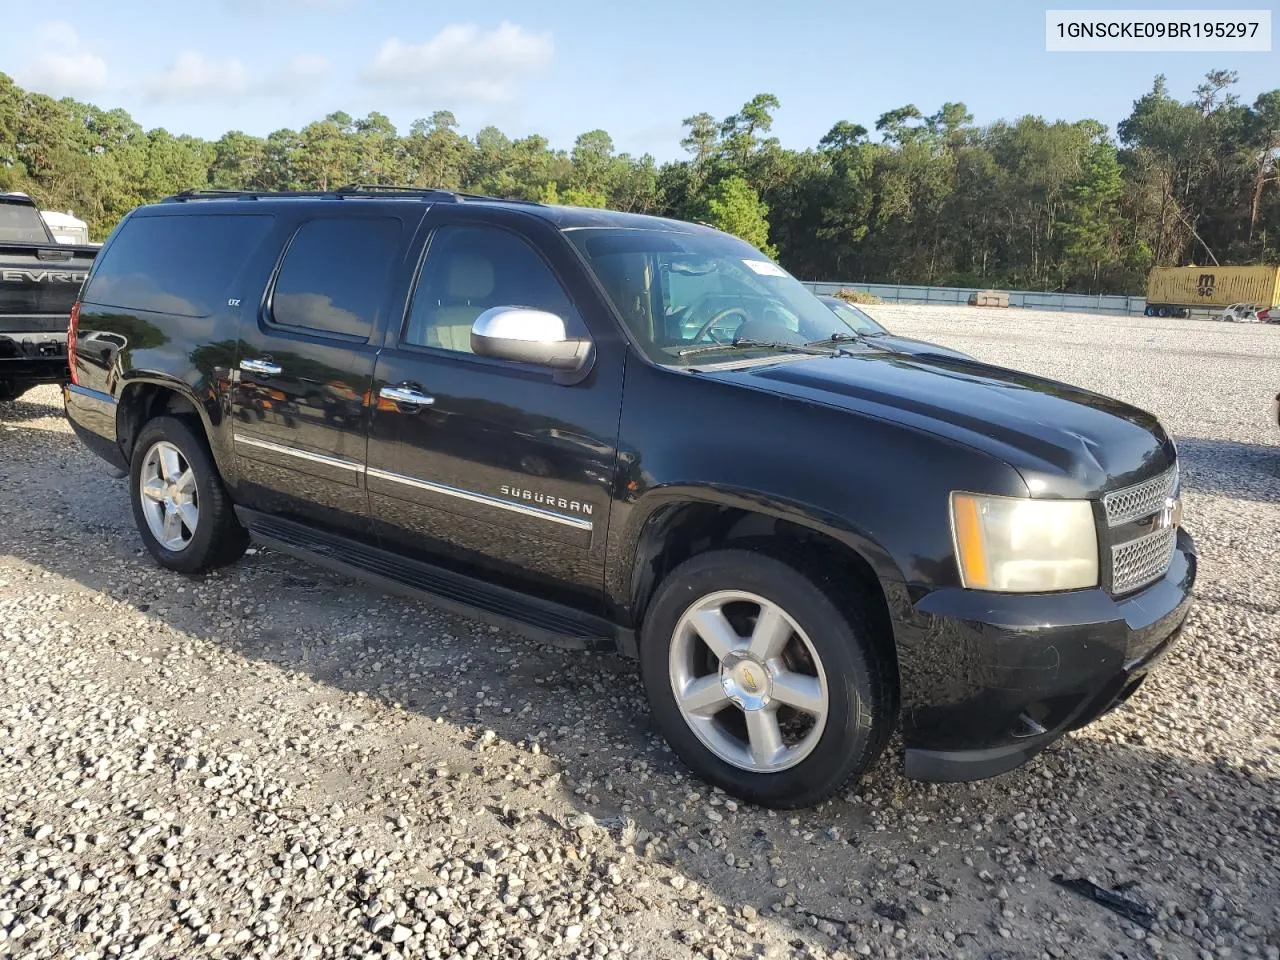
[234,434,362,472]
[233,435,593,531]
[366,467,593,530]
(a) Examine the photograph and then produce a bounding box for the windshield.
[0,199,53,244]
[567,227,872,365]
[820,297,889,335]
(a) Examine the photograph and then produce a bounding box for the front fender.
[602,481,909,629]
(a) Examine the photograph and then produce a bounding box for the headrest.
[444,254,495,301]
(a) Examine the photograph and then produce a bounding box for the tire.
[0,382,29,403]
[129,415,249,574]
[639,548,893,808]
[1157,306,1170,318]
[1144,306,1155,317]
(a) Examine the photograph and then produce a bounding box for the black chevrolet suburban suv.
[64,187,1196,808]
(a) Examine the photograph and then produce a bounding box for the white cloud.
[260,54,331,96]
[362,22,553,105]
[141,51,330,103]
[14,22,109,98]
[144,51,250,102]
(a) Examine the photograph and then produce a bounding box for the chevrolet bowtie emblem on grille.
[741,669,760,693]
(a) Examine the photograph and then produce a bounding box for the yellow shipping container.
[1146,265,1280,312]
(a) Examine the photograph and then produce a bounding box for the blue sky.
[2,0,1277,159]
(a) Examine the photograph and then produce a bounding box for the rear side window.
[82,214,273,317]
[269,217,399,340]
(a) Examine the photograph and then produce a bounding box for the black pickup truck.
[63,187,1195,808]
[1,193,97,401]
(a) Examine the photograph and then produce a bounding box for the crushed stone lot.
[1,305,1277,960]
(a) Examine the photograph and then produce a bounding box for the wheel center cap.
[720,654,772,711]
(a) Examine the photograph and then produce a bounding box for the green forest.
[2,68,1277,295]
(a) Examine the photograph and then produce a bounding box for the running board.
[235,508,632,656]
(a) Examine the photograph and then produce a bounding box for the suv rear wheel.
[129,416,248,574]
[640,548,892,808]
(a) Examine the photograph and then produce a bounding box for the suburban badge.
[500,485,593,516]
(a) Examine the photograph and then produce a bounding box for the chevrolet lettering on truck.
[64,186,1196,808]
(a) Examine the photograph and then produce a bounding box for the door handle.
[379,385,435,407]
[240,358,283,376]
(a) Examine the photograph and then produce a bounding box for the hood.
[705,352,1175,498]
[862,333,974,362]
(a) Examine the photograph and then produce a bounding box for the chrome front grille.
[1102,465,1179,527]
[1103,464,1180,594]
[1111,526,1177,594]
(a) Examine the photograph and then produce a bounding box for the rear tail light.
[1259,308,1273,322]
[67,301,81,385]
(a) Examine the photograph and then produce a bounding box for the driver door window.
[404,225,582,354]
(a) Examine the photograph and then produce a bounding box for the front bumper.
[0,331,69,384]
[896,527,1196,782]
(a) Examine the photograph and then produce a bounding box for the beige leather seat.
[410,254,496,352]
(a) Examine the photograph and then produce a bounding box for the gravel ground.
[1,306,1277,960]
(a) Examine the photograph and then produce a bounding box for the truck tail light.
[67,300,81,385]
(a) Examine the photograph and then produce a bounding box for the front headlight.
[950,493,1099,592]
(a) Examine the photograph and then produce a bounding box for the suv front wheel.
[640,549,893,808]
[129,416,248,574]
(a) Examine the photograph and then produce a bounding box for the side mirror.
[471,307,593,375]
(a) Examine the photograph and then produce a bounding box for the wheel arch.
[617,488,906,702]
[115,375,228,476]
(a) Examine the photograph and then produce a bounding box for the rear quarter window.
[82,213,275,317]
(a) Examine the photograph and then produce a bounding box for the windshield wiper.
[806,330,886,347]
[677,338,837,358]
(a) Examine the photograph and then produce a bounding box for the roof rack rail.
[160,185,548,207]
[334,183,458,198]
[332,185,545,206]
[161,186,464,203]
[161,188,342,202]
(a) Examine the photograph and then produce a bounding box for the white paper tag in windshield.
[742,259,788,277]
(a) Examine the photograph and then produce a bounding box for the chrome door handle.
[240,358,283,376]
[379,385,435,407]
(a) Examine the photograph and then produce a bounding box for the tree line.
[2,69,1277,294]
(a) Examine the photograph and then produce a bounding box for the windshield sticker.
[742,259,788,278]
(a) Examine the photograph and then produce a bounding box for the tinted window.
[0,199,51,243]
[271,217,399,340]
[569,227,867,366]
[404,224,581,353]
[83,214,274,317]
[822,298,887,335]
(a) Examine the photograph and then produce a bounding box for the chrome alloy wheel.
[138,441,199,552]
[668,590,829,773]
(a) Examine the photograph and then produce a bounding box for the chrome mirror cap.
[471,306,592,372]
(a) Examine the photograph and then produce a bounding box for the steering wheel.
[691,305,750,344]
